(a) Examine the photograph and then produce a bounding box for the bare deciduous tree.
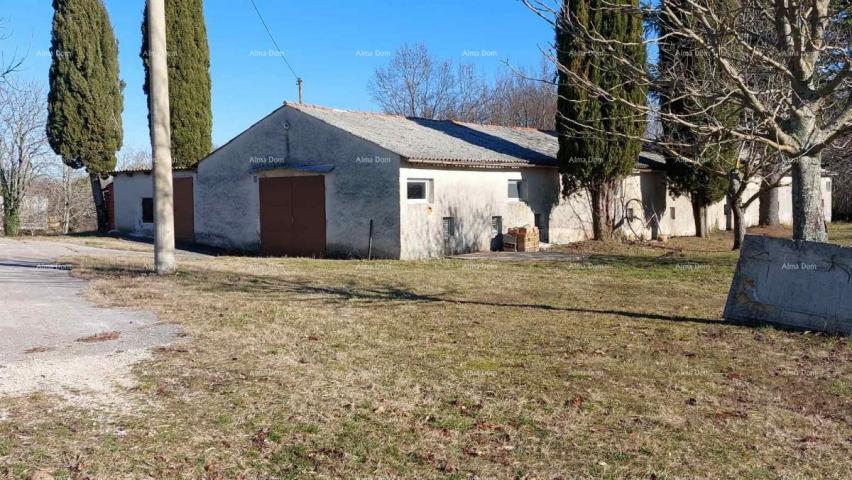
[0,18,23,82]
[487,61,557,129]
[28,166,96,234]
[368,43,457,119]
[117,147,153,171]
[370,44,557,129]
[452,63,491,124]
[0,81,51,236]
[525,0,852,242]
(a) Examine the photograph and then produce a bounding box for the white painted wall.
[398,164,560,259]
[775,176,833,225]
[113,173,154,237]
[113,171,195,238]
[625,173,831,238]
[398,166,675,259]
[397,166,836,259]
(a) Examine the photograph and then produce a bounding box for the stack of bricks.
[503,226,540,252]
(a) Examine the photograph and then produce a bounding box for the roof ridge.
[285,101,552,131]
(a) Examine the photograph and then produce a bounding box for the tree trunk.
[3,200,20,237]
[731,201,745,250]
[728,170,745,250]
[691,200,708,238]
[791,155,827,242]
[758,186,780,226]
[589,182,614,241]
[793,156,828,242]
[758,171,782,226]
[89,173,108,233]
[62,166,72,234]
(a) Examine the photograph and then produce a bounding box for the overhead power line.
[247,0,299,81]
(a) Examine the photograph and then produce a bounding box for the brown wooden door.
[259,176,326,257]
[174,177,195,243]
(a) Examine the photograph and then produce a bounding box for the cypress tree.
[47,0,123,232]
[556,0,647,240]
[657,0,736,238]
[141,0,212,168]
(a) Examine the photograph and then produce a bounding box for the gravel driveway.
[0,239,180,407]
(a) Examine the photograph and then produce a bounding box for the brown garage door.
[174,177,195,244]
[259,176,326,257]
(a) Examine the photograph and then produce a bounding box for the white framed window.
[508,179,523,201]
[406,179,432,203]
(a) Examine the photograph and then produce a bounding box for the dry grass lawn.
[1,226,850,479]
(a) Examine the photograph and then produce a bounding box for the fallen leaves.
[75,331,120,343]
[23,346,54,354]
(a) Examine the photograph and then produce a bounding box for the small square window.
[508,180,522,201]
[142,198,154,223]
[407,179,430,203]
[627,208,636,221]
[670,207,676,220]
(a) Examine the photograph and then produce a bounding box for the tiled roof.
[636,151,666,171]
[110,166,196,175]
[287,103,559,168]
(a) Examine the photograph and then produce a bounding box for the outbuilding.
[109,168,196,244]
[111,102,833,259]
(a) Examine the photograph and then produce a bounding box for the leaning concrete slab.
[724,235,852,335]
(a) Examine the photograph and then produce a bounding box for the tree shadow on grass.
[168,269,725,327]
[81,262,838,336]
[581,253,736,270]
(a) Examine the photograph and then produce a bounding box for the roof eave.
[405,157,557,169]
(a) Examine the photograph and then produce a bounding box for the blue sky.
[1,0,553,155]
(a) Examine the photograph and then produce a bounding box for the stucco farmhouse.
[110,102,833,259]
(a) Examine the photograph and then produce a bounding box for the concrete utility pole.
[147,0,176,274]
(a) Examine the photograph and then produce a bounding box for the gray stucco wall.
[195,106,402,257]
